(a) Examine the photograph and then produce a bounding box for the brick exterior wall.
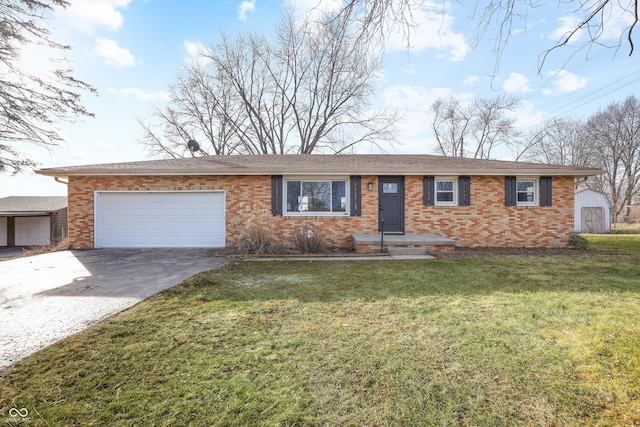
[67,174,574,249]
[404,175,574,248]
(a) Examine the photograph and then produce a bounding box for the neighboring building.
[574,189,612,233]
[36,154,603,252]
[0,196,68,247]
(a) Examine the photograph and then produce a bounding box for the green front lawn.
[586,223,640,254]
[1,240,640,426]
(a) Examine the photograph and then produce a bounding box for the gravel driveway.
[0,249,228,371]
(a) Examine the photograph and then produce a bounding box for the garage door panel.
[96,192,225,248]
[16,217,50,246]
[0,217,7,246]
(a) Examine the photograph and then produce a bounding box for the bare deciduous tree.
[211,31,289,154]
[141,10,398,157]
[516,118,594,166]
[139,61,242,158]
[431,97,471,158]
[585,95,640,223]
[339,0,640,73]
[0,0,96,173]
[333,0,420,49]
[431,94,519,159]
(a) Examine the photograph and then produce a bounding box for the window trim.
[434,177,458,206]
[516,177,538,206]
[283,176,350,216]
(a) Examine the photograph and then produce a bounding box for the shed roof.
[0,196,67,215]
[36,154,604,177]
[574,188,612,207]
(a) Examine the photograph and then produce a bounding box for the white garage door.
[0,217,7,246]
[16,216,51,246]
[95,191,225,248]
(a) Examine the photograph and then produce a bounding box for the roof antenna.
[187,139,200,157]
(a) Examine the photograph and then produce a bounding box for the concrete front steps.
[352,233,456,255]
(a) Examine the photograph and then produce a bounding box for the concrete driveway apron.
[0,249,228,370]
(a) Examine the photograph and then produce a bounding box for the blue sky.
[3,0,639,197]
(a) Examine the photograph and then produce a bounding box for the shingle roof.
[0,196,67,214]
[36,154,603,177]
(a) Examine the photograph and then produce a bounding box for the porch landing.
[352,233,456,255]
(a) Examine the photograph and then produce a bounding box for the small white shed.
[574,189,611,233]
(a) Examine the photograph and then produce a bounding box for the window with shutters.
[516,178,538,206]
[284,178,349,216]
[435,178,457,206]
[505,176,550,207]
[424,176,470,206]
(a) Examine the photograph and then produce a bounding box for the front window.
[516,179,537,206]
[286,179,347,215]
[435,178,457,206]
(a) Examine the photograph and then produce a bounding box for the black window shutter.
[505,176,517,206]
[350,176,361,217]
[423,176,435,206]
[458,176,471,206]
[271,175,283,216]
[540,176,553,206]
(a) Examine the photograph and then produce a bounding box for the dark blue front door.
[378,177,404,234]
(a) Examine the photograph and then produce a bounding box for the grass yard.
[586,223,640,255]
[1,238,640,426]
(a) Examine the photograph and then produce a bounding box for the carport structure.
[0,196,68,247]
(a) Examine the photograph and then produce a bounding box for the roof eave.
[0,211,56,216]
[36,168,605,177]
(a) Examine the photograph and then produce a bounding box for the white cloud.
[543,69,588,94]
[402,63,416,75]
[383,84,452,111]
[183,40,211,67]
[549,4,634,46]
[381,84,466,155]
[285,0,343,20]
[107,88,170,101]
[95,38,136,68]
[184,40,205,57]
[386,5,469,61]
[599,5,636,40]
[549,16,581,43]
[513,100,548,133]
[238,0,256,21]
[381,85,442,153]
[463,75,479,86]
[503,72,532,93]
[61,0,132,34]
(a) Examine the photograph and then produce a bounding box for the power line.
[518,62,640,132]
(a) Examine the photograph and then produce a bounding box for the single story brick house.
[36,154,602,252]
[0,196,68,247]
